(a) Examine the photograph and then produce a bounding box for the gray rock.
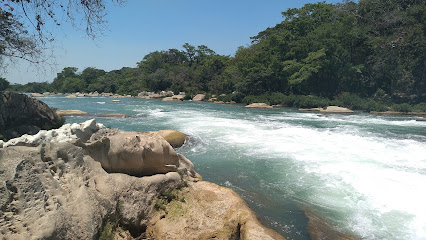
[85,129,195,177]
[192,94,205,101]
[0,92,63,140]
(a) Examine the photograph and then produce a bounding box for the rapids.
[41,96,426,240]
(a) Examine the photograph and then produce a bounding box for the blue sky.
[3,0,342,84]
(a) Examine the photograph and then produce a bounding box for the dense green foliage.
[0,78,10,91]
[6,0,425,110]
[1,0,124,66]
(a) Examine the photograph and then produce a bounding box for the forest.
[3,0,425,111]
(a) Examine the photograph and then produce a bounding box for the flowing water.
[41,96,426,240]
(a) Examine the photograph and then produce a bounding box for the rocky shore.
[0,119,285,239]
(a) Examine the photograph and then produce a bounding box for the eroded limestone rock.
[145,181,285,240]
[2,119,104,148]
[0,142,184,240]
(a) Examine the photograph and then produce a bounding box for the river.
[41,96,426,240]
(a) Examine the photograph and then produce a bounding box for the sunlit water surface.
[41,96,426,240]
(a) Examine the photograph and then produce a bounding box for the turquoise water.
[41,96,426,240]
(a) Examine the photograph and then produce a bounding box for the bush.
[334,93,365,110]
[413,103,426,112]
[183,94,192,100]
[242,95,269,105]
[391,103,412,113]
[293,95,330,108]
[267,92,287,105]
[242,93,330,108]
[217,93,244,103]
[362,101,388,112]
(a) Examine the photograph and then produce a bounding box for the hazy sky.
[3,0,342,84]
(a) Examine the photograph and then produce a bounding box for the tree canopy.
[0,0,123,66]
[5,0,426,105]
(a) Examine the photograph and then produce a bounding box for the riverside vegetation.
[3,0,425,112]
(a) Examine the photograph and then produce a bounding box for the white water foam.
[164,109,426,239]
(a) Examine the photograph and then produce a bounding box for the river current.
[41,96,426,240]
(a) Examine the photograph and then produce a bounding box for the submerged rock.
[97,113,131,118]
[299,106,354,113]
[304,210,358,240]
[56,109,88,116]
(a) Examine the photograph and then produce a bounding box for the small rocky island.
[0,93,284,240]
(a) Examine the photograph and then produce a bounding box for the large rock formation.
[145,181,286,240]
[0,142,184,240]
[85,128,195,177]
[0,119,285,239]
[0,92,63,140]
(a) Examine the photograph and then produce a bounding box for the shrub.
[413,103,426,112]
[267,92,287,105]
[242,95,269,105]
[218,93,244,103]
[391,103,412,113]
[183,94,192,100]
[362,101,388,112]
[334,93,365,110]
[293,95,330,108]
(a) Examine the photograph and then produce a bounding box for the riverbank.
[29,91,426,116]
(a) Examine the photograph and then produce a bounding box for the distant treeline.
[4,0,425,106]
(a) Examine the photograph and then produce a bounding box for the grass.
[98,201,124,240]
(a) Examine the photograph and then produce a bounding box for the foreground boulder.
[145,181,286,240]
[0,142,184,240]
[0,92,64,140]
[85,129,195,177]
[0,119,285,240]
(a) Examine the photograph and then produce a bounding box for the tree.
[183,43,196,66]
[0,77,9,91]
[0,0,124,67]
